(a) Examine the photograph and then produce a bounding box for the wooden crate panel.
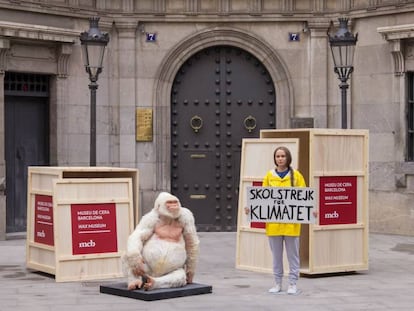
[240,138,299,177]
[312,228,368,272]
[312,134,367,173]
[53,179,131,203]
[238,181,256,228]
[53,179,133,277]
[27,245,55,271]
[237,230,272,273]
[30,172,61,193]
[56,257,122,282]
[236,138,300,272]
[26,167,137,282]
[26,194,36,242]
[28,166,139,224]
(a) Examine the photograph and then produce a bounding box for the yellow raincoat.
[263,169,306,237]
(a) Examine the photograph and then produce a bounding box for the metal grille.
[408,72,414,161]
[4,72,49,97]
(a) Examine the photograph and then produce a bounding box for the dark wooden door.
[5,73,49,233]
[171,46,276,231]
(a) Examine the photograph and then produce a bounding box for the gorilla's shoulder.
[136,209,159,227]
[180,207,194,216]
[179,207,195,222]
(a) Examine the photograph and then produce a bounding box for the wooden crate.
[26,167,138,282]
[236,138,299,274]
[236,129,369,275]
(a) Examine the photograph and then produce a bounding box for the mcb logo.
[78,239,96,248]
[324,210,339,219]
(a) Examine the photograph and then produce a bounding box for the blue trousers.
[268,235,300,285]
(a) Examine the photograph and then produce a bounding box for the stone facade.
[1,0,414,238]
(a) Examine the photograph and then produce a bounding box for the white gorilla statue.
[124,192,199,290]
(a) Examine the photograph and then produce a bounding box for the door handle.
[244,115,257,132]
[190,194,206,199]
[190,115,203,133]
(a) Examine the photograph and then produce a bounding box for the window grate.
[4,72,49,97]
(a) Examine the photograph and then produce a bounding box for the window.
[4,72,49,97]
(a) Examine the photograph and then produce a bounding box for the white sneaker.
[287,284,297,295]
[268,283,281,293]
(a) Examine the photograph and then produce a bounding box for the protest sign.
[246,186,317,224]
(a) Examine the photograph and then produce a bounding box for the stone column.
[308,21,330,128]
[390,39,406,162]
[50,44,73,166]
[0,38,9,240]
[115,21,137,167]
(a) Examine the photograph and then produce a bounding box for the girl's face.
[275,149,288,169]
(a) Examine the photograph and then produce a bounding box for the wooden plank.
[237,230,272,273]
[26,169,59,275]
[56,257,123,282]
[26,246,55,273]
[312,228,367,268]
[26,261,55,275]
[312,135,366,172]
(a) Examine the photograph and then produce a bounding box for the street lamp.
[328,18,358,129]
[80,17,109,166]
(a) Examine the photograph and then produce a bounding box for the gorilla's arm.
[125,210,159,272]
[179,207,200,283]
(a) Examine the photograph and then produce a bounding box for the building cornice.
[0,21,79,43]
[377,23,414,76]
[0,0,414,22]
[377,24,414,41]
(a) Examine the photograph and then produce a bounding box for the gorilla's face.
[155,192,182,219]
[162,199,181,219]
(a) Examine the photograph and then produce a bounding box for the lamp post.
[80,17,109,166]
[328,18,358,129]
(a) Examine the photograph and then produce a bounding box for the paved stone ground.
[1,232,414,311]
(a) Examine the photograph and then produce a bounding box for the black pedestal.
[100,282,213,301]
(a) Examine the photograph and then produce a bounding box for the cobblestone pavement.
[1,232,414,311]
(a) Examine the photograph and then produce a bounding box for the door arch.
[153,27,293,230]
[171,45,276,231]
[154,27,293,147]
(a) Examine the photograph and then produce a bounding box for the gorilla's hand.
[125,253,146,277]
[186,270,194,284]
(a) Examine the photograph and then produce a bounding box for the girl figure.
[263,146,306,295]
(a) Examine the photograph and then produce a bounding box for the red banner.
[71,203,118,255]
[319,176,357,225]
[34,194,54,246]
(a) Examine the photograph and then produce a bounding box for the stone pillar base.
[0,195,6,240]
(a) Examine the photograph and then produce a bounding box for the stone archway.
[154,26,294,191]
